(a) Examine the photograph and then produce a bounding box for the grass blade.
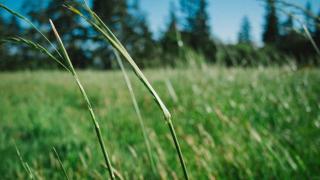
[14,143,34,179]
[66,4,189,179]
[2,37,70,71]
[0,3,63,60]
[52,147,70,180]
[49,19,115,180]
[113,49,156,174]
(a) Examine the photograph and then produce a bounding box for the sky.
[1,0,320,44]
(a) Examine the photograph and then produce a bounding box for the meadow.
[0,66,319,179]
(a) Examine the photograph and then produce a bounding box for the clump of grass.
[0,4,115,179]
[65,2,189,179]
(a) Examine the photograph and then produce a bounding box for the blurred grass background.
[0,67,319,179]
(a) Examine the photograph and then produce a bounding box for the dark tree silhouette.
[180,0,216,61]
[160,1,181,66]
[122,0,156,67]
[93,0,127,37]
[262,0,279,45]
[315,10,320,46]
[282,14,294,35]
[305,1,314,32]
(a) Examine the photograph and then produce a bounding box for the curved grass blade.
[2,37,70,71]
[66,4,189,179]
[14,143,34,180]
[113,49,156,174]
[0,3,63,60]
[49,19,115,180]
[52,147,70,180]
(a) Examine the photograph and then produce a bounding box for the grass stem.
[52,147,70,180]
[64,4,190,178]
[113,49,157,174]
[49,20,115,180]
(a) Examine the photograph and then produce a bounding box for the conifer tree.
[262,0,279,45]
[93,0,128,38]
[315,10,320,45]
[160,1,185,66]
[238,16,252,44]
[122,0,155,67]
[161,2,179,55]
[282,14,294,35]
[305,1,314,32]
[0,11,6,67]
[92,0,129,69]
[180,0,216,60]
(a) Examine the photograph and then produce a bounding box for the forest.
[0,0,319,70]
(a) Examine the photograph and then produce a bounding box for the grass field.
[0,67,319,179]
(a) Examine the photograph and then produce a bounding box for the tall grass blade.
[1,5,115,178]
[65,4,189,179]
[49,19,115,180]
[2,37,69,71]
[113,49,156,174]
[14,143,34,179]
[52,147,70,180]
[0,3,63,59]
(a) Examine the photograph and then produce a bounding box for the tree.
[180,0,216,61]
[92,0,156,68]
[93,0,128,37]
[315,10,320,46]
[281,14,294,36]
[123,0,156,67]
[20,0,89,69]
[0,11,7,69]
[0,11,5,38]
[48,0,90,69]
[160,1,180,66]
[262,0,279,45]
[277,14,314,65]
[305,1,314,32]
[238,16,252,44]
[91,0,128,69]
[0,15,28,70]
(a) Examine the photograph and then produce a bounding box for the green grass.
[0,67,319,179]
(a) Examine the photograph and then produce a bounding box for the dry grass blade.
[49,19,115,180]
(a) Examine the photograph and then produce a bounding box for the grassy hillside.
[0,67,319,179]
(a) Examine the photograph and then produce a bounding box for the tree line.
[0,0,319,70]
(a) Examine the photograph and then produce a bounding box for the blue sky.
[1,0,320,43]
